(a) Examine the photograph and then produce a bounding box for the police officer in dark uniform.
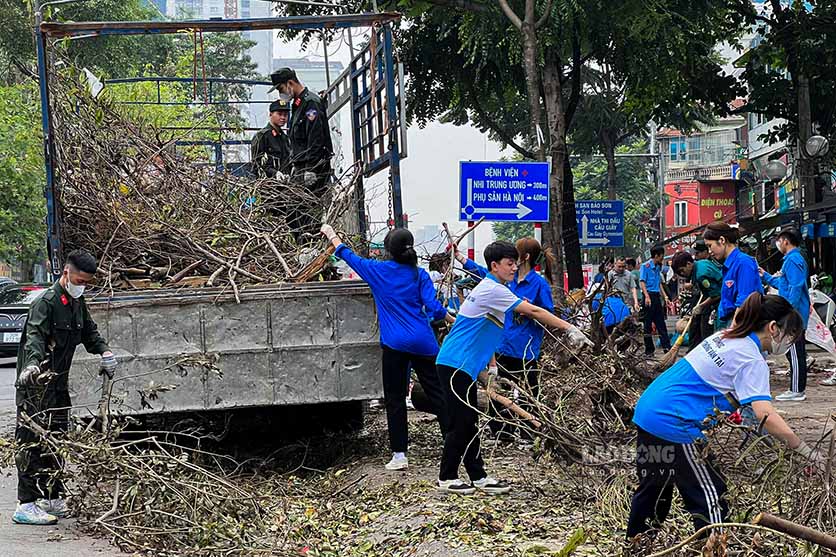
[250,99,291,178]
[268,67,333,195]
[13,249,117,525]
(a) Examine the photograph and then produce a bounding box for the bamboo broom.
[655,294,704,371]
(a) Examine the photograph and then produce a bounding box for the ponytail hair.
[383,228,418,267]
[723,292,804,342]
[515,237,557,284]
[704,221,739,245]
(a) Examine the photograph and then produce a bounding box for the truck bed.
[68,282,382,416]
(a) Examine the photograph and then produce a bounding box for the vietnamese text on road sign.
[574,200,625,248]
[459,161,550,222]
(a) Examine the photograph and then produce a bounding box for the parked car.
[0,284,49,357]
[0,277,16,290]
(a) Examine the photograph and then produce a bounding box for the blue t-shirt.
[592,294,631,328]
[639,261,663,293]
[335,244,447,356]
[633,332,771,443]
[719,248,764,322]
[763,248,810,327]
[497,270,555,361]
[436,274,523,380]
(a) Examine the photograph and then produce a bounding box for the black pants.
[487,355,538,438]
[382,346,449,453]
[16,388,71,504]
[643,292,671,355]
[788,334,807,394]
[437,365,486,482]
[687,305,716,351]
[627,428,729,538]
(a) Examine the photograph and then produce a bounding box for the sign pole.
[467,221,475,261]
[534,222,542,271]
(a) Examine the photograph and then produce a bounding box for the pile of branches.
[49,66,360,290]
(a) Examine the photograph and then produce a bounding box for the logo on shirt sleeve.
[306,109,318,121]
[725,280,735,288]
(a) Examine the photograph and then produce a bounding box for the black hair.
[724,293,804,342]
[671,251,694,275]
[66,249,98,274]
[383,228,418,266]
[484,241,517,270]
[704,221,739,244]
[694,240,708,252]
[625,257,637,268]
[650,245,664,258]
[777,228,801,246]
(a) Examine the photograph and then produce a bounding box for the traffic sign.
[459,161,549,222]
[574,200,625,248]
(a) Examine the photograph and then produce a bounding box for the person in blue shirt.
[321,224,453,472]
[760,228,811,402]
[486,238,556,442]
[435,241,592,495]
[640,245,672,356]
[627,293,818,539]
[703,221,763,330]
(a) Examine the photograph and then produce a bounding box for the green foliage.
[0,84,44,266]
[492,221,534,242]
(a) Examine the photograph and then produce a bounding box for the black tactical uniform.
[288,87,333,192]
[15,281,110,503]
[250,100,291,178]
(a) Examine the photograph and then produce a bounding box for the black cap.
[269,100,290,113]
[694,239,708,252]
[267,67,297,93]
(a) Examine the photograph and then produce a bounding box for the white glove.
[100,351,118,379]
[17,364,42,388]
[566,325,593,348]
[320,224,338,242]
[303,171,317,186]
[487,365,498,380]
[794,441,825,463]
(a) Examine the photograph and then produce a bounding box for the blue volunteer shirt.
[762,248,810,327]
[436,274,523,380]
[718,248,764,322]
[335,244,447,356]
[497,270,555,361]
[592,294,631,328]
[639,261,663,293]
[633,332,771,443]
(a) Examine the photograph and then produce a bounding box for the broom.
[655,293,704,371]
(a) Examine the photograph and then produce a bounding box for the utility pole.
[798,74,815,209]
[649,122,664,244]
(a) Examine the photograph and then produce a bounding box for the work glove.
[303,171,317,187]
[794,441,825,463]
[320,224,338,242]
[17,364,43,388]
[487,365,498,381]
[692,304,704,316]
[100,351,118,379]
[566,325,593,348]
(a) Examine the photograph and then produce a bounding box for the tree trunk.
[602,131,617,200]
[562,155,583,289]
[521,21,545,161]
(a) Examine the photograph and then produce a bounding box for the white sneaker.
[436,479,475,495]
[821,372,836,386]
[775,390,806,402]
[472,476,511,495]
[12,502,58,525]
[36,498,68,518]
[384,453,408,471]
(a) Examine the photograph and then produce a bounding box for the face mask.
[278,90,292,102]
[769,331,793,356]
[65,278,85,299]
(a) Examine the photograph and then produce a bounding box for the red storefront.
[664,179,737,255]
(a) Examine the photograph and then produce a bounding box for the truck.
[34,13,407,426]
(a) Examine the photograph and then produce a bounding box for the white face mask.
[769,331,793,355]
[278,89,292,102]
[64,278,85,299]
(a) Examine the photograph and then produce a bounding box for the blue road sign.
[459,161,550,222]
[575,200,625,248]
